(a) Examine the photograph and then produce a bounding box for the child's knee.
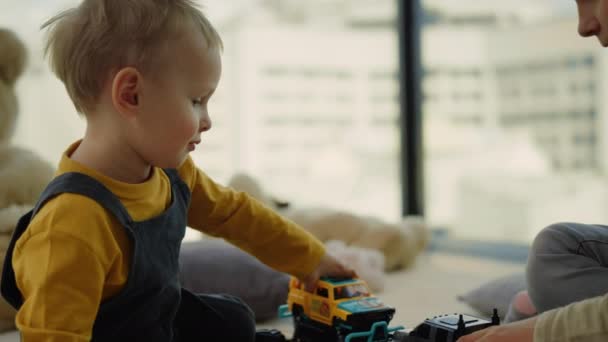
[526,223,579,310]
[529,223,576,258]
[528,223,570,276]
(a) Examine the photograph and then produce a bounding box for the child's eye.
[192,97,203,106]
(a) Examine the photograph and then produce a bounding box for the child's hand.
[301,252,357,292]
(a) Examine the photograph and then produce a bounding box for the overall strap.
[32,172,133,226]
[2,172,133,309]
[162,168,182,186]
[162,168,190,201]
[162,168,180,183]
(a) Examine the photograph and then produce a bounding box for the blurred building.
[8,0,606,239]
[206,1,608,239]
[194,0,402,218]
[422,18,608,240]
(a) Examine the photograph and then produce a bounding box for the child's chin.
[154,157,186,170]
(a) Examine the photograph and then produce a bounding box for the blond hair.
[42,0,223,114]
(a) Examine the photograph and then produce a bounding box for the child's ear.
[111,67,141,117]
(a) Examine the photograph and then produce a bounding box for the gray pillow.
[179,239,290,322]
[457,272,527,319]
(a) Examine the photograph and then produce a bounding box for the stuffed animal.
[0,28,55,331]
[228,173,429,273]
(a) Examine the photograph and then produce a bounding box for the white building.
[8,0,606,240]
[198,2,608,238]
[196,24,402,218]
[423,18,608,241]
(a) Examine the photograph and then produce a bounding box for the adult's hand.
[457,316,537,342]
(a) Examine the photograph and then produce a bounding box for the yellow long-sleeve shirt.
[12,142,325,341]
[534,293,608,342]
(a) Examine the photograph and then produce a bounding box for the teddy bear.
[0,28,55,332]
[227,173,430,273]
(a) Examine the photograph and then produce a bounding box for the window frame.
[397,0,424,217]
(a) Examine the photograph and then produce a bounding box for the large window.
[3,1,402,222]
[421,0,604,242]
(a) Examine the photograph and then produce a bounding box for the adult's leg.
[174,288,256,342]
[526,222,608,313]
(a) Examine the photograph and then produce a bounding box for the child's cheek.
[183,114,199,138]
[600,0,608,20]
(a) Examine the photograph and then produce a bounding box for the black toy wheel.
[292,304,304,323]
[332,317,345,337]
[291,304,305,341]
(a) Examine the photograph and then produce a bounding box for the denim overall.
[1,170,255,341]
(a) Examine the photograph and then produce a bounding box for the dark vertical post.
[397,0,424,216]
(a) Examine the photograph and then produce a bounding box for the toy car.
[279,276,405,341]
[405,309,501,342]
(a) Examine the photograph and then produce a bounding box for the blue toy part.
[320,276,360,286]
[277,304,292,319]
[338,297,387,314]
[343,321,405,342]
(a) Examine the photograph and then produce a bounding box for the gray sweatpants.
[527,222,608,313]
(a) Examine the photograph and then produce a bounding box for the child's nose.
[579,17,601,37]
[199,114,212,132]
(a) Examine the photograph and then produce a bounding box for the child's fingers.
[340,264,357,278]
[341,268,356,278]
[332,265,356,279]
[304,279,317,292]
[302,272,319,292]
